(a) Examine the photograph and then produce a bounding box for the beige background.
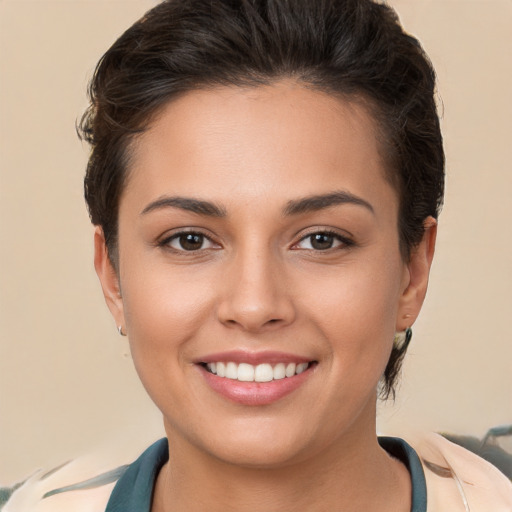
[0,0,511,485]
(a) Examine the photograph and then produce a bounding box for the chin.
[167,413,320,469]
[208,435,311,469]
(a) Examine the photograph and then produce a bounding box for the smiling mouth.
[201,361,316,383]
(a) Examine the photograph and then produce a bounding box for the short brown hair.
[79,0,445,398]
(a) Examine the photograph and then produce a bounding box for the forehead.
[124,81,396,214]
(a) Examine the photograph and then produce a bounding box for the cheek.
[119,268,221,423]
[299,253,404,373]
[120,265,216,370]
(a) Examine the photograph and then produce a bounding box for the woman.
[5,0,511,510]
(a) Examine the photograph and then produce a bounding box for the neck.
[153,405,411,512]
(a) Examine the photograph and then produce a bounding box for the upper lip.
[196,350,314,365]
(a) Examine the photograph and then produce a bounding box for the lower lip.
[199,365,314,406]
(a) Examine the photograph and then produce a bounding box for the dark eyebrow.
[284,191,374,216]
[141,196,227,217]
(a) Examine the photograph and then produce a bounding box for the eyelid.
[157,228,221,251]
[291,228,355,250]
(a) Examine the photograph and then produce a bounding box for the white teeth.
[226,362,238,379]
[254,363,273,382]
[296,362,308,374]
[285,362,296,377]
[273,363,286,380]
[216,362,226,377]
[205,361,311,381]
[237,363,255,382]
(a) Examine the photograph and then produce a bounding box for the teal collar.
[106,436,427,512]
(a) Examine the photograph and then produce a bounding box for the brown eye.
[165,232,217,251]
[310,233,335,250]
[179,233,204,251]
[294,231,352,251]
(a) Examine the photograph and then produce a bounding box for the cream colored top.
[4,434,512,512]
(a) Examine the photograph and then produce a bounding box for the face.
[96,81,433,468]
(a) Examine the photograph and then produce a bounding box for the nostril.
[216,294,296,332]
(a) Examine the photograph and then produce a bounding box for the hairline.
[106,79,406,269]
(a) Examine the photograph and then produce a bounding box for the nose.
[216,247,296,333]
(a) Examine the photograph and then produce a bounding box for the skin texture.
[95,81,436,511]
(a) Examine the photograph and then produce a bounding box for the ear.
[94,226,125,332]
[396,217,437,331]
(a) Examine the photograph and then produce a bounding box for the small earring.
[117,325,127,336]
[393,327,412,350]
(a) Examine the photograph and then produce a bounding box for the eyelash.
[158,229,354,253]
[158,230,219,252]
[292,230,355,252]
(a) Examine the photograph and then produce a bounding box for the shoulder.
[412,433,512,512]
[3,456,128,512]
[3,438,168,512]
